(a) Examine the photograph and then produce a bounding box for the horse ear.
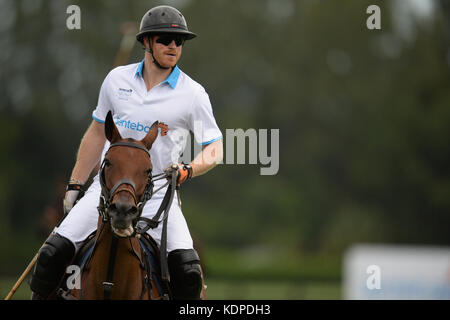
[141,121,159,150]
[104,111,122,142]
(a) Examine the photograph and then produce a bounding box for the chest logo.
[158,122,169,136]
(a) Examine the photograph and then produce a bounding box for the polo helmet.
[136,5,197,44]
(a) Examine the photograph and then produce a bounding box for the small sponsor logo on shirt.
[117,88,133,100]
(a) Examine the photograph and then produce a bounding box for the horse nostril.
[109,203,117,212]
[128,206,138,216]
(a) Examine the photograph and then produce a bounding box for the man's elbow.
[202,139,223,166]
[210,139,223,165]
[213,139,223,164]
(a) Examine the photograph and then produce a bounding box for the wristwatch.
[181,163,193,180]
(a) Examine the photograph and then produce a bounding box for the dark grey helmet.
[136,5,197,44]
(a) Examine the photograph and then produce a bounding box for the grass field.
[1,277,32,300]
[0,276,341,300]
[204,279,341,300]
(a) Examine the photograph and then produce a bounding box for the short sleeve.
[189,87,222,145]
[92,72,112,123]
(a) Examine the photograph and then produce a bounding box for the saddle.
[58,231,170,300]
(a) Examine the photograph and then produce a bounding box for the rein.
[83,141,177,300]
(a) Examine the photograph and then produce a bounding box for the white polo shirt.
[92,60,222,175]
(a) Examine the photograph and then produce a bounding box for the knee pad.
[30,233,75,298]
[168,249,202,300]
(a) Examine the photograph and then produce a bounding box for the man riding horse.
[29,5,223,300]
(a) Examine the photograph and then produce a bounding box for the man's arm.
[190,139,223,178]
[69,120,106,184]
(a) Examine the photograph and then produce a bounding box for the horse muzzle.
[108,199,139,237]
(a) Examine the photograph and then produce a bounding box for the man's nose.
[167,40,177,48]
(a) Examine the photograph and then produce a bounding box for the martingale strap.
[103,236,119,300]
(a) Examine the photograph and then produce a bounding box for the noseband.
[98,141,154,223]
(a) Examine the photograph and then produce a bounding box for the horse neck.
[82,217,145,299]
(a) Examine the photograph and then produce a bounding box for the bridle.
[98,141,155,224]
[89,140,177,300]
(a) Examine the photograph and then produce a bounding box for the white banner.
[343,244,450,299]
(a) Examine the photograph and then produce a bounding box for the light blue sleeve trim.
[92,114,105,124]
[201,136,222,146]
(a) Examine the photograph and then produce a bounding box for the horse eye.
[104,159,111,167]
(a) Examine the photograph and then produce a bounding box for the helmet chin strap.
[143,48,171,70]
[144,36,171,70]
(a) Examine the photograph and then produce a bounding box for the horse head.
[100,111,159,237]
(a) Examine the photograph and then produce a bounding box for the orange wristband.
[177,163,193,185]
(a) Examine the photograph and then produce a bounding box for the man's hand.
[163,163,193,186]
[63,181,85,215]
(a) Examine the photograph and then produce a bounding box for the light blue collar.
[135,59,145,78]
[135,59,180,89]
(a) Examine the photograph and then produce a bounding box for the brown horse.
[64,111,167,300]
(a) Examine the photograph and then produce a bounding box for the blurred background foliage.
[0,0,449,299]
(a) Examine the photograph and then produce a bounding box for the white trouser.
[57,175,193,253]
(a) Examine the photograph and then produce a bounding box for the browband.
[109,142,150,156]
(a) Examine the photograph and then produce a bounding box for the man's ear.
[104,111,122,143]
[141,121,159,150]
[144,35,153,51]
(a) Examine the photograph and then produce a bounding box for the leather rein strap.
[137,165,178,283]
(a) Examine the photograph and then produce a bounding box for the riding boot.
[167,249,202,300]
[29,233,75,299]
[30,292,45,300]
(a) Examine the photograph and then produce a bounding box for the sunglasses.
[155,34,186,47]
